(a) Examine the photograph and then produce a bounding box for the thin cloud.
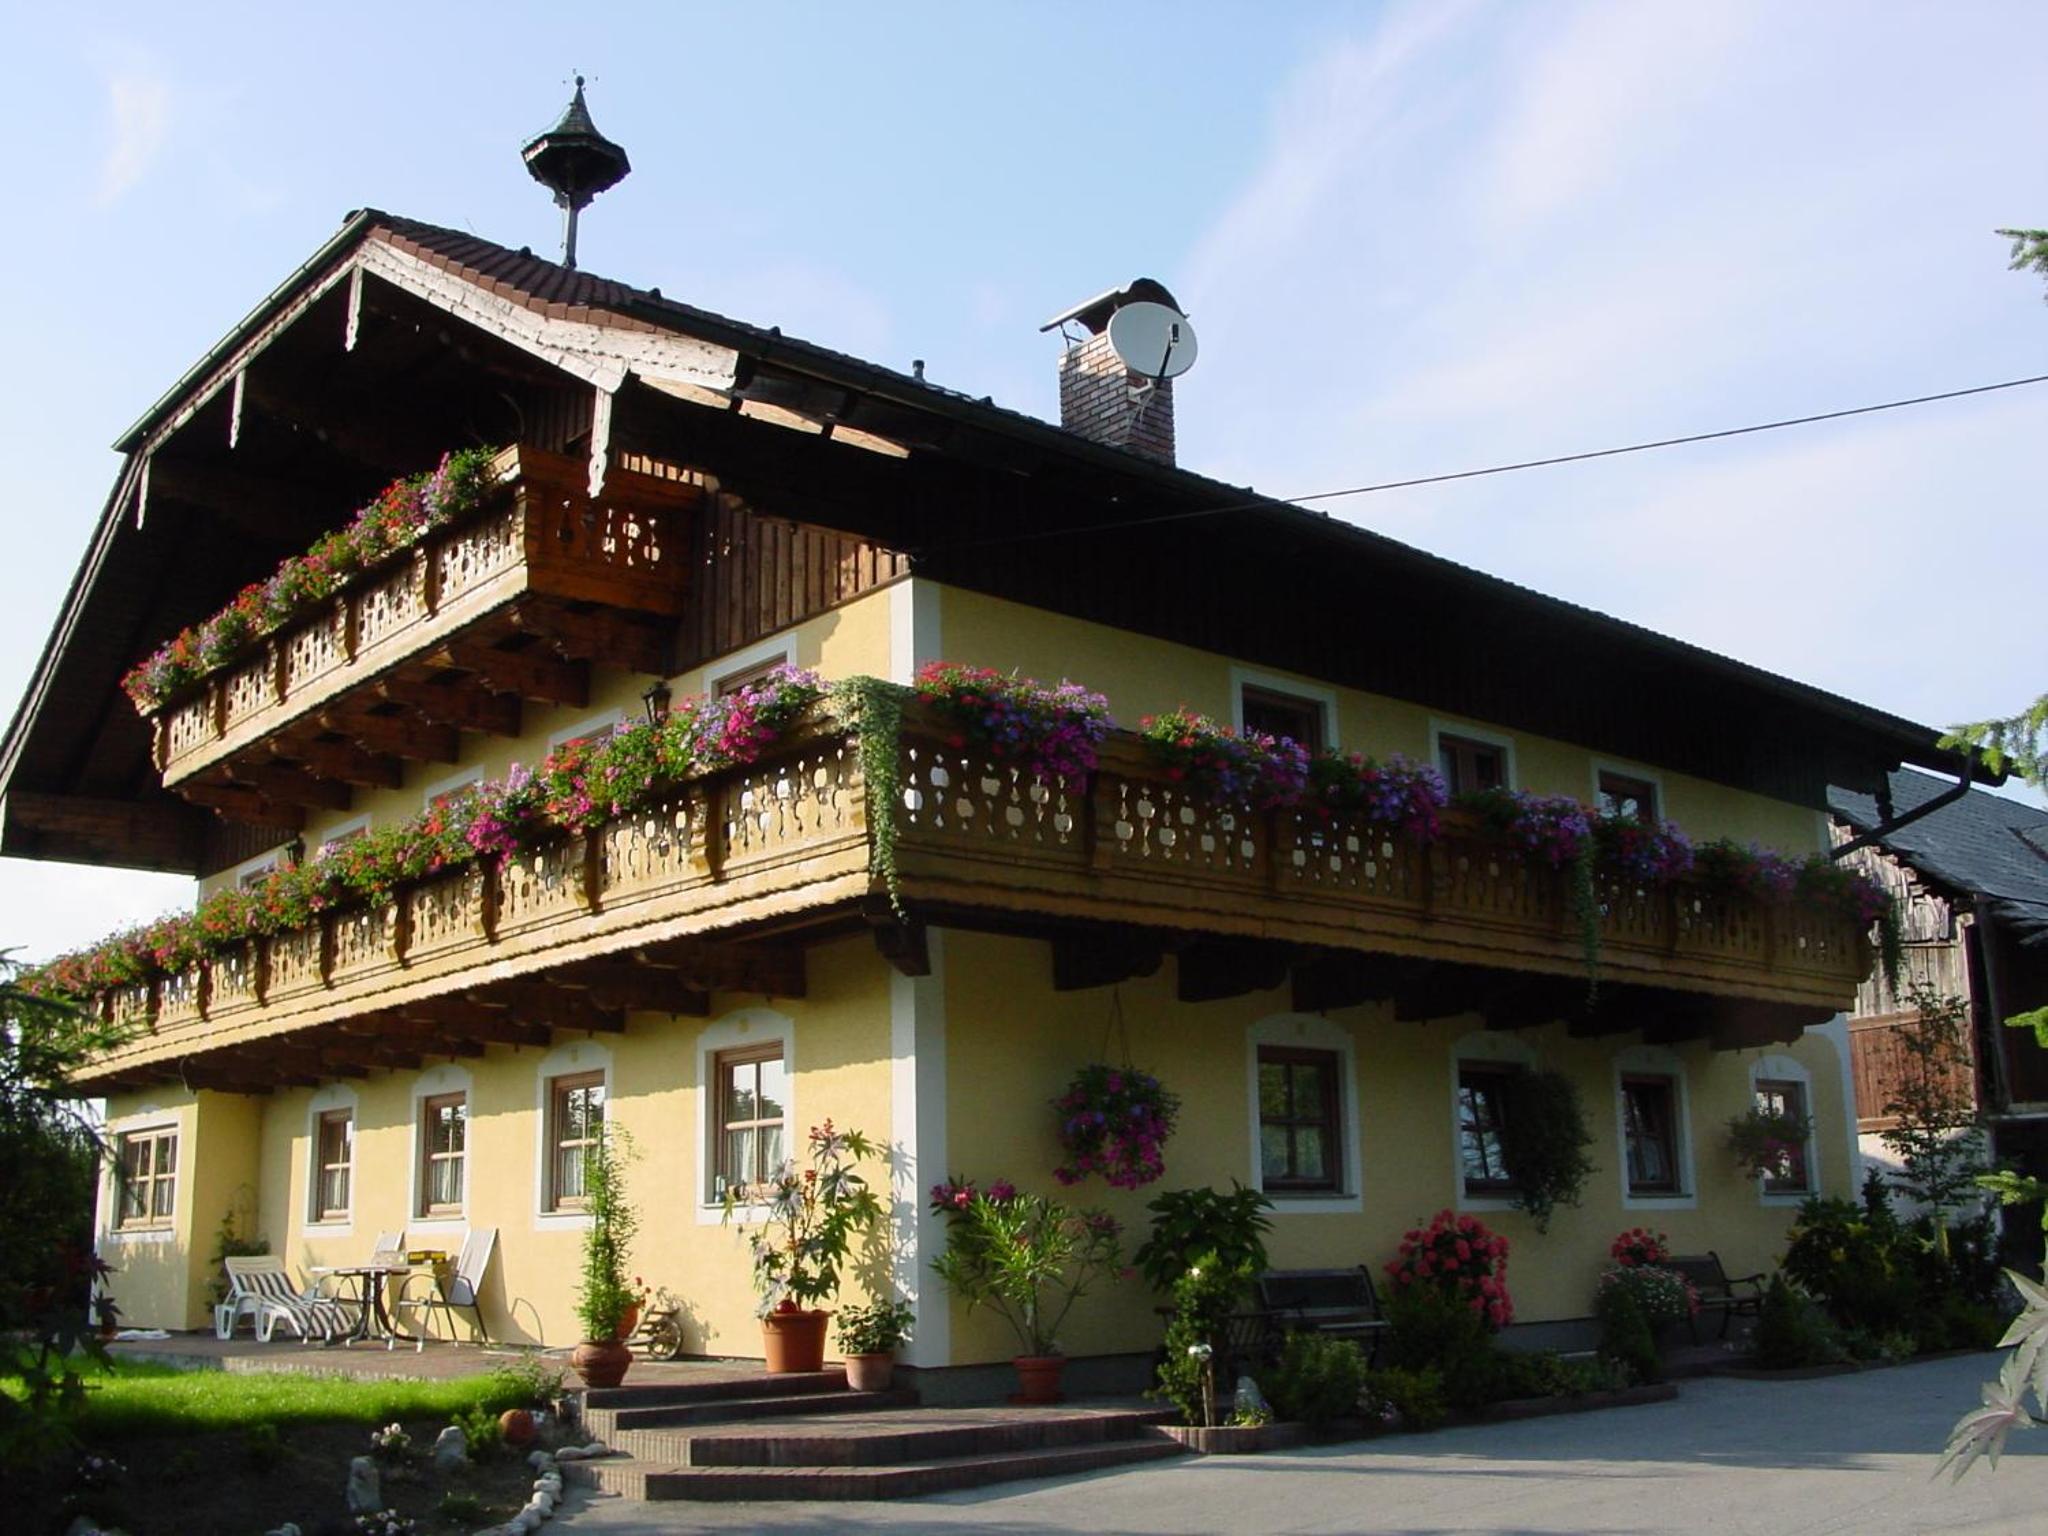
[98,66,171,206]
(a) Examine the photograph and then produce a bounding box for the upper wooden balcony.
[74,703,1870,1092]
[147,447,694,816]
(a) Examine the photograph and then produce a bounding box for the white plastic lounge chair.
[391,1226,496,1350]
[219,1255,351,1343]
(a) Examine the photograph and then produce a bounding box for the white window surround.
[548,708,626,749]
[407,1064,474,1229]
[313,814,370,856]
[228,846,287,890]
[1228,667,1340,750]
[532,1041,613,1230]
[694,1008,795,1226]
[1613,1043,1697,1211]
[102,1105,181,1244]
[1590,759,1666,818]
[1428,717,1518,790]
[708,636,798,693]
[1245,1013,1363,1214]
[1450,1031,1538,1214]
[1748,1052,1820,1207]
[305,1084,360,1234]
[420,766,483,810]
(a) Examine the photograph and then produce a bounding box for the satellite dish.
[1107,301,1199,381]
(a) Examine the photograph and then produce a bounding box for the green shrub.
[1383,1282,1510,1411]
[437,1490,488,1527]
[1751,1275,1846,1369]
[452,1404,504,1460]
[1266,1333,1366,1427]
[1151,1252,1254,1426]
[485,1354,566,1411]
[1782,1196,1924,1337]
[1132,1183,1273,1292]
[1595,1278,1661,1385]
[1496,1069,1597,1232]
[1495,1350,1580,1400]
[1360,1365,1447,1432]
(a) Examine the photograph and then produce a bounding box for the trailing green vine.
[830,676,909,916]
[1570,842,1601,998]
[1498,1068,1597,1233]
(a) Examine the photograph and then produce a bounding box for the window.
[316,819,369,860]
[1240,686,1325,753]
[1458,1066,1518,1194]
[237,858,281,892]
[1621,1076,1682,1195]
[312,1109,353,1222]
[546,1072,607,1211]
[715,657,790,697]
[116,1127,178,1228]
[1257,1047,1341,1193]
[714,1046,787,1198]
[1754,1078,1813,1195]
[1439,733,1507,795]
[549,712,623,753]
[1597,770,1659,822]
[418,1093,467,1216]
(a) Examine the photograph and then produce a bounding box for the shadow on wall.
[103,1235,191,1331]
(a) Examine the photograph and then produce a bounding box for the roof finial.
[521,75,631,271]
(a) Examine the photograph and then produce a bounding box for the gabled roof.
[0,207,1993,871]
[1831,769,2048,946]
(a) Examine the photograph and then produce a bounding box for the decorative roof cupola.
[521,76,631,270]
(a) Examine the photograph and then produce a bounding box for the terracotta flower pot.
[498,1408,536,1446]
[761,1308,831,1374]
[1011,1354,1066,1405]
[844,1351,896,1392]
[614,1300,641,1341]
[572,1337,633,1389]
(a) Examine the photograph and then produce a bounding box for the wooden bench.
[1667,1252,1766,1340]
[1254,1266,1390,1364]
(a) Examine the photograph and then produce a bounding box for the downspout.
[1830,760,1976,861]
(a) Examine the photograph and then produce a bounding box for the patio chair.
[219,1255,351,1343]
[391,1226,496,1350]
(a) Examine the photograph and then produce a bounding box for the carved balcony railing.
[147,446,696,791]
[74,706,1871,1085]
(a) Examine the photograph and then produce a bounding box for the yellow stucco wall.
[937,586,1824,853]
[235,933,896,1353]
[938,929,1848,1364]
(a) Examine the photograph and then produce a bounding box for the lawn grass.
[2,1358,536,1440]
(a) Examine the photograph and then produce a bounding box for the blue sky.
[1,1,2042,961]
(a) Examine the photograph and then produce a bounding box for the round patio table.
[310,1262,415,1346]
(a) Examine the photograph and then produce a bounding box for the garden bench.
[1667,1252,1766,1341]
[1255,1266,1390,1364]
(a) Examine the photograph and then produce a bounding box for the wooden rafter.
[509,602,666,675]
[432,640,589,709]
[371,675,523,737]
[316,709,460,765]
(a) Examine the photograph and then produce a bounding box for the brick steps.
[596,1387,919,1437]
[588,1436,1186,1502]
[619,1405,1176,1468]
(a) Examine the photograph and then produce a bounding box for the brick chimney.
[1044,279,1186,466]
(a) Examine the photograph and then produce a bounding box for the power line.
[918,371,2048,556]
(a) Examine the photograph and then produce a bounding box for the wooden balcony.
[74,707,1871,1090]
[147,446,695,814]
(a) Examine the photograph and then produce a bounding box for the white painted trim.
[103,1115,182,1242]
[1613,1044,1697,1211]
[707,637,797,693]
[888,578,942,686]
[305,1084,360,1233]
[419,766,484,810]
[1245,1013,1364,1214]
[227,845,288,891]
[1815,1012,1860,1196]
[1428,717,1518,791]
[532,1040,614,1231]
[1449,1030,1538,1214]
[1590,758,1666,820]
[313,814,370,857]
[1747,1051,1822,1207]
[407,1064,474,1226]
[694,1008,796,1225]
[548,709,626,750]
[891,929,951,1368]
[1230,667,1339,751]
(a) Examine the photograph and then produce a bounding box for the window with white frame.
[115,1126,178,1228]
[418,1092,467,1217]
[1621,1076,1683,1196]
[546,1071,606,1211]
[312,1108,353,1222]
[1753,1078,1813,1195]
[713,1045,787,1199]
[1245,1015,1361,1208]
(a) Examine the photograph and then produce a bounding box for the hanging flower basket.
[1052,1064,1180,1190]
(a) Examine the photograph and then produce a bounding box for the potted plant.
[726,1121,884,1373]
[1726,1104,1812,1182]
[1052,1064,1182,1190]
[835,1297,915,1391]
[571,1126,639,1389]
[928,1178,1125,1403]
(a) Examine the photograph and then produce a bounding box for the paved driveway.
[557,1352,2045,1535]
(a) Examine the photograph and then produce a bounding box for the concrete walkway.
[554,1352,2046,1535]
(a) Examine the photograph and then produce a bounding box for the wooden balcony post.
[253,937,271,1005]
[413,544,439,617]
[267,639,287,706]
[581,832,605,913]
[338,594,359,662]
